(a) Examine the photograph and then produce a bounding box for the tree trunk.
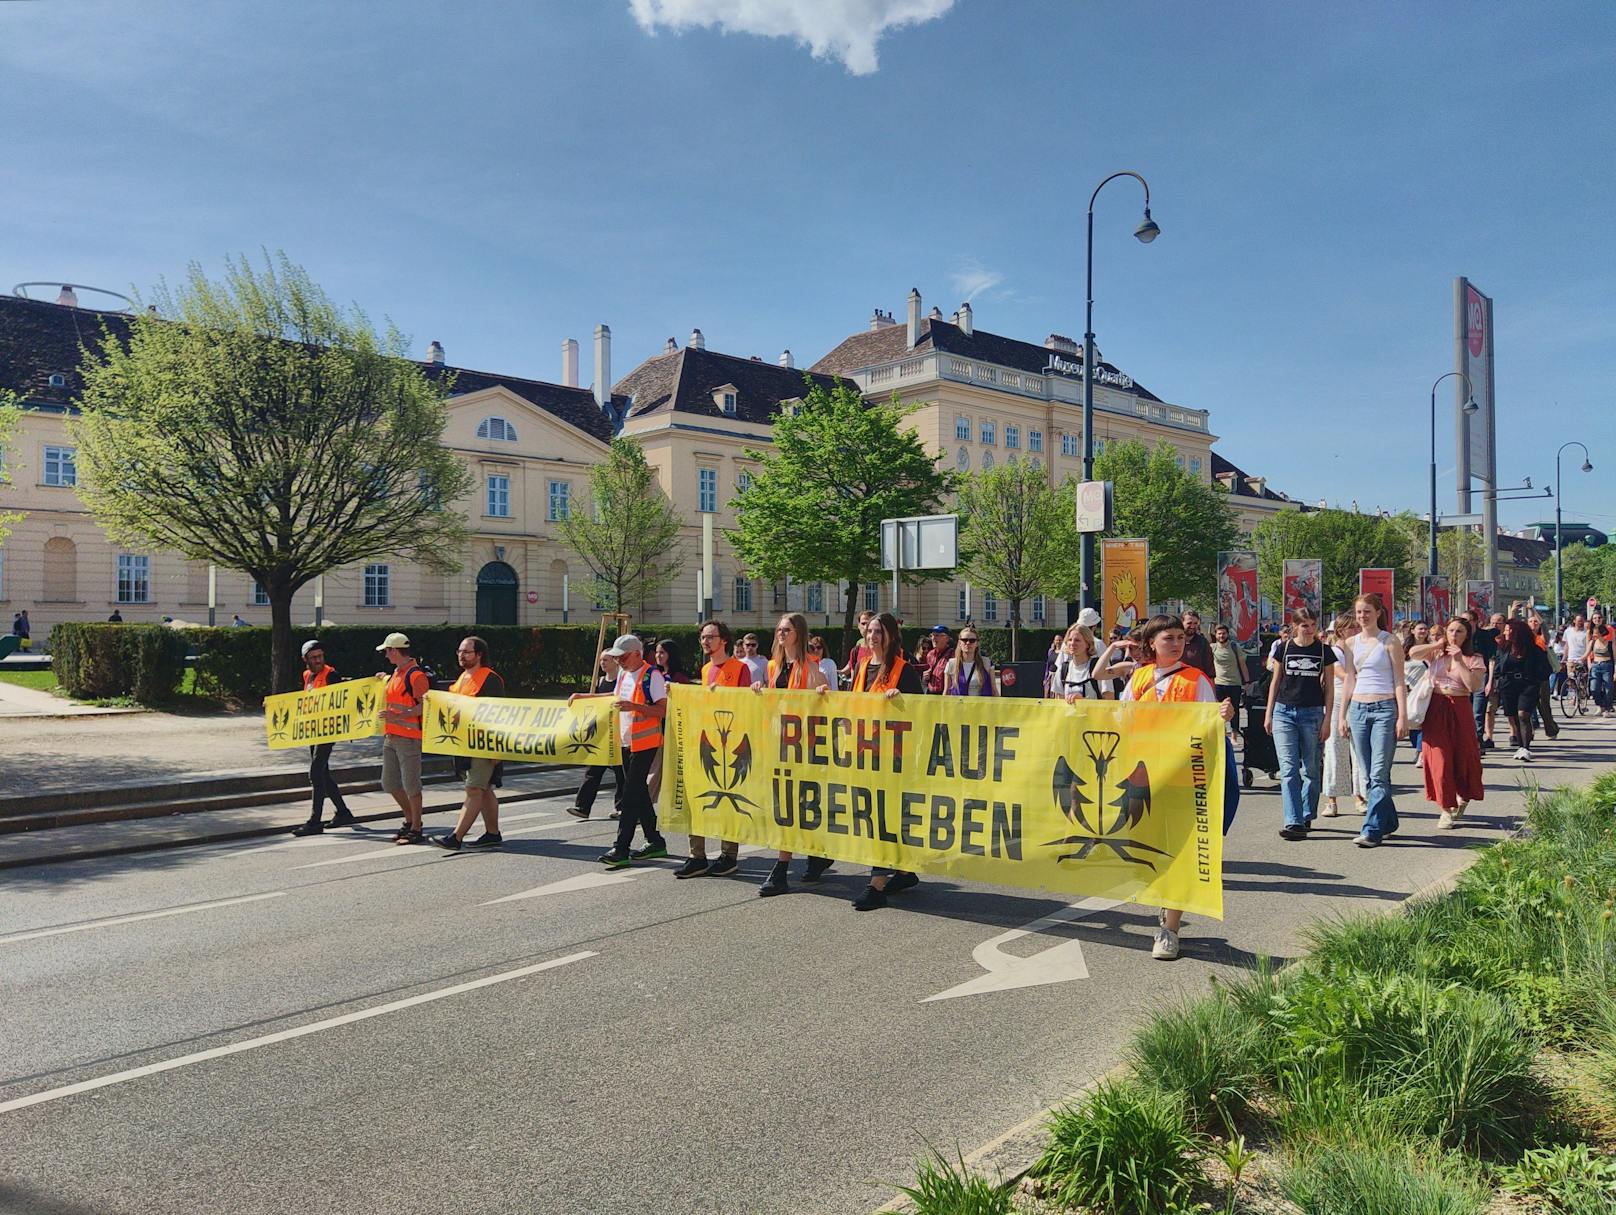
[1009,609,1021,662]
[270,585,298,695]
[840,581,860,662]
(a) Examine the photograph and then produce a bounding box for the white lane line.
[0,951,595,1115]
[0,893,287,946]
[481,869,647,905]
[290,813,560,868]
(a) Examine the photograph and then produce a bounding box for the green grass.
[1499,1143,1616,1211]
[0,666,213,705]
[891,1149,1012,1215]
[1032,1078,1203,1215]
[1128,992,1265,1131]
[0,670,58,691]
[1281,1140,1487,1215]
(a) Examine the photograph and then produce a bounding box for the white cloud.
[949,257,1004,303]
[628,0,955,75]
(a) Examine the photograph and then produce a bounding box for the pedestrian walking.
[1180,610,1216,680]
[1590,611,1615,715]
[1476,611,1504,747]
[1496,618,1552,761]
[376,632,432,845]
[232,613,249,628]
[1210,623,1249,745]
[676,620,749,879]
[431,636,508,851]
[756,613,833,897]
[808,634,840,692]
[942,626,997,696]
[849,611,925,911]
[1526,610,1560,739]
[840,610,875,685]
[1407,617,1485,827]
[571,635,669,869]
[1262,608,1335,841]
[290,640,359,836]
[1342,593,1408,848]
[12,610,29,646]
[566,650,621,820]
[1402,620,1431,763]
[1049,622,1112,701]
[107,609,123,623]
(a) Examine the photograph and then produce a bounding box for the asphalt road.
[2,715,1610,1215]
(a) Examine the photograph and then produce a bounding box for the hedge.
[51,623,190,703]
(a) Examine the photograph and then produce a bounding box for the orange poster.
[1101,538,1149,634]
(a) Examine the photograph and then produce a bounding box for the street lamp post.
[1554,441,1593,622]
[1079,171,1158,618]
[1428,372,1477,576]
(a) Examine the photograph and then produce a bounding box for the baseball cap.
[1077,608,1102,629]
[605,634,644,658]
[375,631,411,651]
[300,639,323,658]
[930,624,951,634]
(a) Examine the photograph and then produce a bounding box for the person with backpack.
[571,634,670,869]
[431,636,508,851]
[376,632,433,845]
[1047,623,1112,701]
[942,627,997,697]
[1262,607,1337,842]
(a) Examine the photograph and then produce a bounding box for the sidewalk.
[0,679,143,718]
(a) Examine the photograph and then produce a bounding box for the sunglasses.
[959,636,979,643]
[808,644,824,652]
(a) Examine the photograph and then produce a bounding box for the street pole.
[1079,171,1158,621]
[1428,372,1475,577]
[1555,441,1592,622]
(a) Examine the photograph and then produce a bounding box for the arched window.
[477,416,517,442]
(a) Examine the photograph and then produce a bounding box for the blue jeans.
[1471,689,1488,741]
[1593,662,1614,711]
[1348,700,1400,841]
[1271,703,1323,828]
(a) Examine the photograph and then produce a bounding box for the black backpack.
[397,660,436,705]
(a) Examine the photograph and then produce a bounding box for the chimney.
[928,306,943,320]
[958,302,973,336]
[779,349,794,369]
[426,340,445,365]
[664,337,678,354]
[56,284,78,308]
[906,288,921,348]
[1044,334,1079,353]
[689,328,705,350]
[593,324,611,410]
[869,309,884,332]
[560,338,579,386]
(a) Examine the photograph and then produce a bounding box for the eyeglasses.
[959,636,979,643]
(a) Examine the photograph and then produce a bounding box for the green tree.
[558,437,685,616]
[1078,440,1240,608]
[1387,513,1488,587]
[956,460,1069,660]
[0,391,22,547]
[72,254,472,693]
[729,379,953,652]
[1539,543,1616,613]
[1253,509,1416,620]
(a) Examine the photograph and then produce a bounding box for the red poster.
[1359,568,1395,604]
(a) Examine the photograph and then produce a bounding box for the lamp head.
[1462,396,1479,415]
[1582,459,1593,473]
[1134,208,1160,244]
[1523,476,1533,489]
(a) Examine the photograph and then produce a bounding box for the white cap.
[300,639,322,658]
[605,634,644,658]
[1077,608,1102,629]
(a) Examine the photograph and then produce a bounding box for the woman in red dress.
[1407,616,1486,829]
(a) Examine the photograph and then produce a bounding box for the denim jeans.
[1348,700,1400,841]
[1470,689,1488,741]
[1271,703,1323,828]
[1592,662,1614,711]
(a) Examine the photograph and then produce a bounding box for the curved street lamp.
[1079,171,1158,617]
[1554,441,1593,621]
[1428,372,1478,576]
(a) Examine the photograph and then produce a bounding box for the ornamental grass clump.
[1127,992,1266,1130]
[891,1148,1012,1215]
[1281,1139,1487,1215]
[1032,1078,1204,1215]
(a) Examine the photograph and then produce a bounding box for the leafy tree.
[956,460,1069,660]
[1386,513,1488,586]
[1539,543,1616,613]
[0,391,21,547]
[1253,508,1416,620]
[558,437,684,616]
[729,379,953,652]
[72,253,471,693]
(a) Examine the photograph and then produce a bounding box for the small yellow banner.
[421,691,621,767]
[659,687,1225,918]
[263,676,386,749]
[1101,537,1149,634]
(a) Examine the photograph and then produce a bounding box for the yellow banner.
[421,691,620,766]
[1101,537,1149,634]
[659,687,1225,918]
[263,676,385,749]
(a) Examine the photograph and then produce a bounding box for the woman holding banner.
[1407,617,1485,828]
[756,613,833,898]
[1342,593,1408,848]
[848,611,925,911]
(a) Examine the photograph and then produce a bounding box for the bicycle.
[1557,662,1589,718]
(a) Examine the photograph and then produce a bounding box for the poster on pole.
[1282,559,1323,620]
[1359,568,1395,605]
[1216,551,1260,655]
[1101,538,1148,634]
[1464,580,1495,618]
[1421,574,1452,624]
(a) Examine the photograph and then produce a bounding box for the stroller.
[1240,668,1279,788]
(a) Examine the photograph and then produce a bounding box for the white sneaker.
[1415,753,1425,768]
[1152,927,1181,961]
[1520,748,1534,762]
[1321,800,1339,817]
[1437,811,1455,829]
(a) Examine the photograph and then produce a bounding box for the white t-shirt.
[1563,626,1589,664]
[615,663,667,747]
[1120,662,1216,702]
[1049,654,1103,700]
[740,655,769,685]
[818,657,841,690]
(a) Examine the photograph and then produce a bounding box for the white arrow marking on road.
[0,892,287,946]
[289,812,559,868]
[480,868,648,905]
[922,896,1121,1002]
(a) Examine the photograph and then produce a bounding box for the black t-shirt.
[1472,627,1498,664]
[857,661,924,695]
[1498,648,1549,688]
[1272,640,1336,708]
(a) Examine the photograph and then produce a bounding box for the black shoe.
[466,832,503,849]
[631,844,669,861]
[707,853,739,878]
[674,857,710,879]
[564,805,590,820]
[395,828,425,846]
[600,849,632,869]
[1480,739,1495,751]
[885,871,919,894]
[391,824,410,841]
[852,884,888,911]
[758,863,790,897]
[1279,825,1307,841]
[327,811,359,829]
[431,832,462,851]
[291,819,323,837]
[801,856,835,882]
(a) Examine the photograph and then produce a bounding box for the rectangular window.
[1189,456,1203,476]
[253,581,270,606]
[1094,438,1106,455]
[1060,433,1078,458]
[954,414,970,441]
[44,445,77,486]
[806,582,824,614]
[980,420,995,446]
[486,473,510,518]
[1032,595,1046,623]
[957,588,968,620]
[1029,428,1043,453]
[736,470,752,494]
[698,468,717,513]
[983,594,998,622]
[364,563,391,608]
[547,480,570,521]
[1174,453,1185,470]
[733,576,752,613]
[864,582,880,613]
[116,554,151,604]
[1004,425,1020,450]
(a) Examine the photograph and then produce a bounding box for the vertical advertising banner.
[1216,551,1260,655]
[1421,575,1452,624]
[1456,278,1496,508]
[1101,538,1149,634]
[1282,559,1324,620]
[1464,580,1496,618]
[1359,568,1395,605]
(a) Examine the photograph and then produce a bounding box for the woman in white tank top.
[1341,593,1407,847]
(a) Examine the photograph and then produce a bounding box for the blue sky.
[3,0,1612,534]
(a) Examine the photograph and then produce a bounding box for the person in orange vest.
[375,631,432,845]
[754,612,834,897]
[848,611,926,911]
[570,634,669,870]
[675,619,750,879]
[565,649,621,821]
[291,640,358,836]
[431,636,508,851]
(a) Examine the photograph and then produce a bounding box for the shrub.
[1032,1078,1204,1215]
[51,623,188,703]
[1281,1140,1486,1215]
[891,1149,1011,1215]
[1499,1143,1616,1211]
[1128,992,1266,1130]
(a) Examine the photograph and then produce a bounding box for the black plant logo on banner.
[354,687,378,720]
[269,705,291,741]
[698,709,757,817]
[1046,729,1169,869]
[432,704,462,746]
[566,712,599,754]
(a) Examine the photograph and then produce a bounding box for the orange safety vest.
[765,656,814,690]
[853,653,909,694]
[702,657,749,689]
[622,664,664,753]
[303,666,336,692]
[449,665,499,697]
[384,663,430,739]
[1127,663,1207,703]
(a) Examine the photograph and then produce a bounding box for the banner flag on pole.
[1101,538,1149,634]
[1217,551,1260,656]
[1283,559,1323,620]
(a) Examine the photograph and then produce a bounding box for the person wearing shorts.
[432,636,507,851]
[377,632,432,845]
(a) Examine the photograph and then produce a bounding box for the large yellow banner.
[263,676,385,749]
[421,691,620,767]
[660,687,1225,918]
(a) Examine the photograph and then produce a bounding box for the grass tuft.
[1128,991,1266,1130]
[892,1148,1012,1215]
[1032,1078,1203,1215]
[1281,1139,1487,1215]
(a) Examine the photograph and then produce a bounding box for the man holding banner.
[378,632,433,846]
[431,637,508,852]
[291,641,359,837]
[572,635,670,870]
